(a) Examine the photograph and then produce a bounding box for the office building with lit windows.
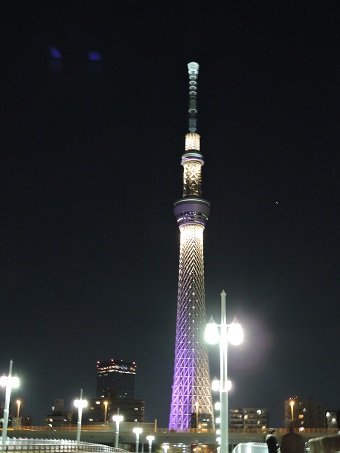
[230,408,269,430]
[92,358,144,423]
[96,358,136,399]
[285,397,325,428]
[83,397,145,424]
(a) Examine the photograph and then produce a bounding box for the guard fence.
[0,438,128,453]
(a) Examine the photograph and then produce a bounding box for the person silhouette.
[266,428,279,453]
[280,423,305,453]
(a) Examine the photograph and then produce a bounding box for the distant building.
[91,358,144,423]
[45,399,72,427]
[20,415,32,427]
[285,397,324,428]
[53,399,65,412]
[0,399,26,427]
[325,410,340,429]
[230,408,268,430]
[83,398,144,424]
[96,358,136,399]
[190,412,214,431]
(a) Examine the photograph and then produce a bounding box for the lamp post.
[290,400,295,425]
[112,413,124,448]
[146,435,155,453]
[16,400,21,419]
[205,290,243,453]
[74,389,88,444]
[133,427,142,453]
[103,401,108,426]
[0,360,20,447]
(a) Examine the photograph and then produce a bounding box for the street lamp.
[290,400,295,424]
[103,401,108,426]
[74,389,88,444]
[0,360,20,447]
[146,435,155,453]
[16,400,21,419]
[112,413,124,448]
[212,378,232,392]
[133,427,142,453]
[205,290,243,453]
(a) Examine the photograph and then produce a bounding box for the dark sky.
[2,2,339,428]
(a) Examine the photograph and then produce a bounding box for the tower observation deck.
[169,62,214,431]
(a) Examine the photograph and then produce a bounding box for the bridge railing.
[0,438,128,453]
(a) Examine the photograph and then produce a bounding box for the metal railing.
[232,444,269,453]
[0,438,128,453]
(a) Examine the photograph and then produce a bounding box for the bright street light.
[212,378,232,392]
[290,400,295,424]
[103,401,108,426]
[16,400,21,419]
[146,435,155,453]
[74,389,88,444]
[133,427,142,453]
[112,413,124,448]
[0,360,20,447]
[205,290,243,453]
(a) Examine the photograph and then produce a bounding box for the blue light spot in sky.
[49,47,62,59]
[87,51,102,61]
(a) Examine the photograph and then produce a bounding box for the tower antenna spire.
[187,62,199,132]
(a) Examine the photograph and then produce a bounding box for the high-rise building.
[92,358,144,424]
[285,397,325,428]
[96,358,136,399]
[169,62,213,431]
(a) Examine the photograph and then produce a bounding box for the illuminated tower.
[169,62,213,431]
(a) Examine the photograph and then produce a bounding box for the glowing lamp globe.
[228,317,243,345]
[204,316,219,344]
[0,376,19,388]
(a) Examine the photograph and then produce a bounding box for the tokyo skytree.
[169,62,214,431]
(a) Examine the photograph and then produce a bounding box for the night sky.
[2,2,339,428]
